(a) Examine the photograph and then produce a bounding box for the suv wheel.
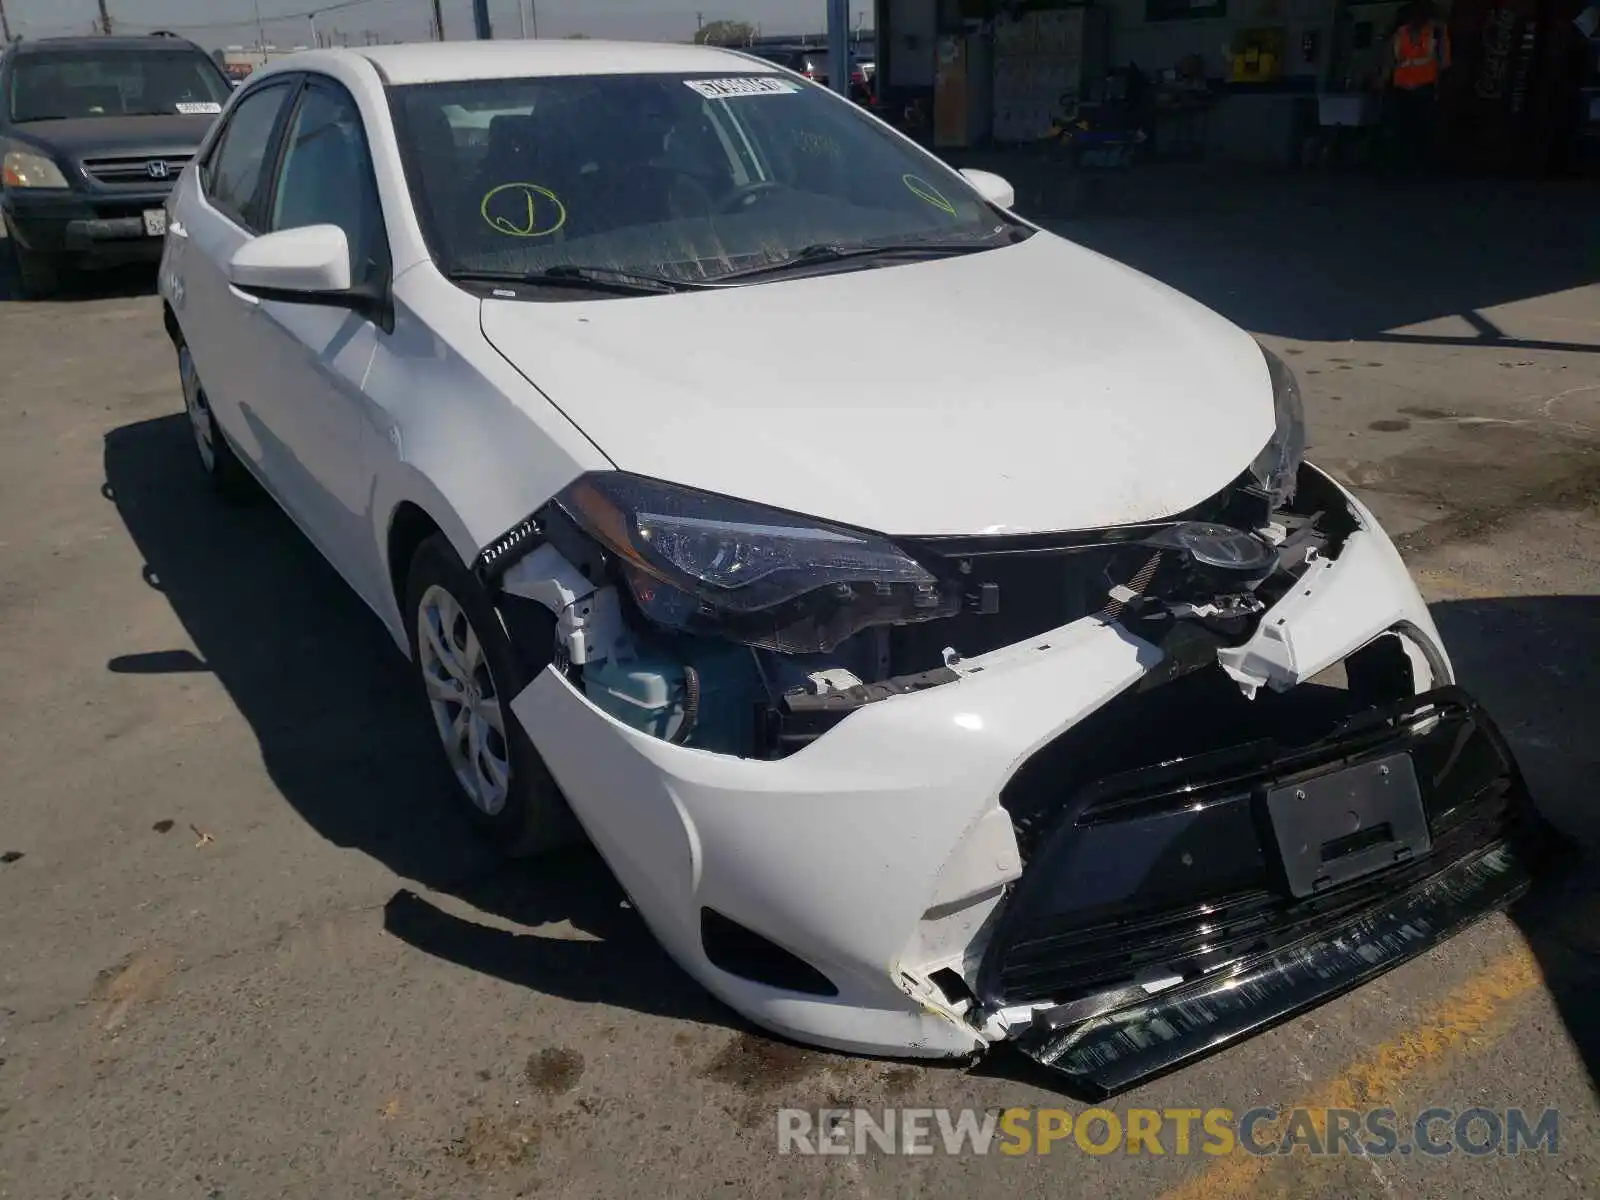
[13,245,67,300]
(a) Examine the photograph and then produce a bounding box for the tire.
[404,532,580,857]
[177,341,257,501]
[13,244,67,300]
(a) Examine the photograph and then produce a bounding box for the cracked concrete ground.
[1,174,1598,1199]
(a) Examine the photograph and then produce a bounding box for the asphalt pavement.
[1,176,1598,1199]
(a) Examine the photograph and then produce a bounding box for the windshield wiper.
[448,265,712,296]
[707,234,1016,284]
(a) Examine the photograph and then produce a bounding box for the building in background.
[872,0,1591,174]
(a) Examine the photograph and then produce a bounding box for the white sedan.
[158,40,1545,1096]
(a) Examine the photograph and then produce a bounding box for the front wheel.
[404,533,580,857]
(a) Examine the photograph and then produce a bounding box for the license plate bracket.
[143,208,167,237]
[1267,752,1431,898]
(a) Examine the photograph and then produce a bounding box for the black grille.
[81,153,191,186]
[979,688,1533,1007]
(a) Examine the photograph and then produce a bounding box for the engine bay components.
[490,461,1365,763]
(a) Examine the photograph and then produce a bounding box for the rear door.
[171,74,300,471]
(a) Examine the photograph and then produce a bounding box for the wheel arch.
[386,500,444,620]
[375,470,485,652]
[162,299,183,349]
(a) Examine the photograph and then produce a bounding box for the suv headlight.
[553,472,960,654]
[1,145,70,189]
[1247,345,1306,508]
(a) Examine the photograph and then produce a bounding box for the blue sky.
[3,0,873,48]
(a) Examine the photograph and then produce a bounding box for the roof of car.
[348,39,776,86]
[9,35,206,55]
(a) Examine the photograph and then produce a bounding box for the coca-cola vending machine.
[1440,0,1586,173]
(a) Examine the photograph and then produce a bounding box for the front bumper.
[1016,837,1535,1098]
[994,686,1548,1096]
[3,187,171,263]
[506,470,1545,1081]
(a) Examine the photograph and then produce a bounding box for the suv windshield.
[8,50,231,122]
[391,72,1021,292]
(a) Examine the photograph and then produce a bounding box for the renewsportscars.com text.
[776,1106,1560,1158]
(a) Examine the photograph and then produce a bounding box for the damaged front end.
[475,378,1549,1092]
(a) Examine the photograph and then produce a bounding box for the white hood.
[480,233,1276,536]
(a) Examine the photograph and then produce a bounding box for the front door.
[244,76,392,611]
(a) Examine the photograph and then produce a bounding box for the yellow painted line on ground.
[1158,942,1542,1200]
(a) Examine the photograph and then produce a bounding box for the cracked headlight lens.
[554,472,960,654]
[1247,345,1306,508]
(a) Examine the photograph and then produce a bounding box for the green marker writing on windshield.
[480,182,568,238]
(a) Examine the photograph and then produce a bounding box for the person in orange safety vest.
[1386,1,1453,168]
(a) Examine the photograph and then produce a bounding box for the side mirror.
[960,168,1016,211]
[228,224,353,299]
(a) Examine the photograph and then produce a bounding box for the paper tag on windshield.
[685,77,800,100]
[176,101,223,115]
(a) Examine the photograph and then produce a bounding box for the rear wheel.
[178,342,256,500]
[404,532,579,857]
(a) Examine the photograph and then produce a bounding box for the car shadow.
[102,412,736,1031]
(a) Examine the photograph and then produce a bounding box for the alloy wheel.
[416,583,512,816]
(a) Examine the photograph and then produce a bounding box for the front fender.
[363,268,615,645]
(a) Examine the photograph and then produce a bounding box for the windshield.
[8,50,231,122]
[390,72,1021,292]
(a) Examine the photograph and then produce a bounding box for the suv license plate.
[143,209,168,237]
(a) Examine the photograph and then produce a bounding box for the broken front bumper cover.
[992,687,1552,1097]
[1014,841,1531,1098]
[505,466,1550,1088]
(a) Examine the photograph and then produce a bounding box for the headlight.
[553,472,960,654]
[1247,345,1306,508]
[1,146,70,189]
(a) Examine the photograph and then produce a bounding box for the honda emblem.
[146,160,171,181]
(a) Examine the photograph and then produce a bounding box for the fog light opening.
[699,908,839,997]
